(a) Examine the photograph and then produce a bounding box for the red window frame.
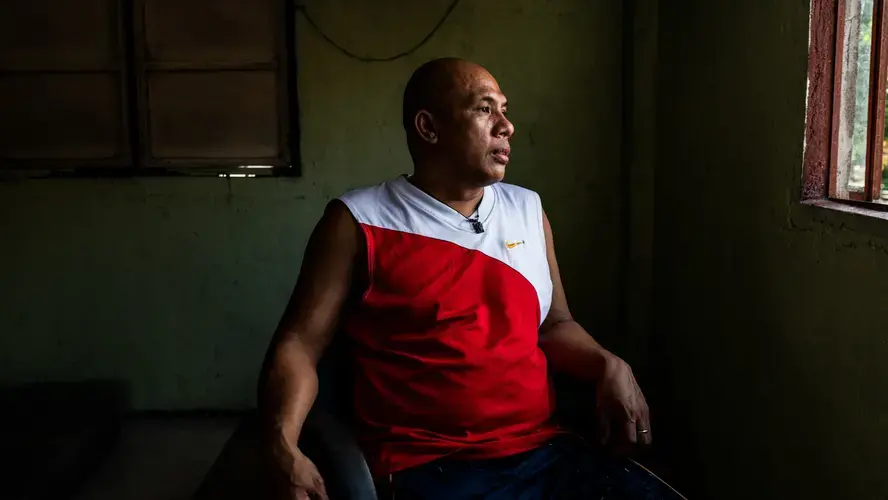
[804,0,888,204]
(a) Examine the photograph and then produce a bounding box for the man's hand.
[269,433,329,500]
[538,209,653,453]
[257,201,360,500]
[595,355,652,454]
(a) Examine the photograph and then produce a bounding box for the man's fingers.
[291,484,327,500]
[636,421,652,445]
[291,475,327,500]
[308,491,327,500]
[597,411,611,444]
[312,485,329,500]
[637,407,652,446]
[311,475,329,500]
[623,419,638,445]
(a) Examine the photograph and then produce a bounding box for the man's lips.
[492,147,510,164]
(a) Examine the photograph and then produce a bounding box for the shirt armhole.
[533,192,553,327]
[534,192,548,258]
[336,196,375,303]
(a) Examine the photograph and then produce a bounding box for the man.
[259,58,679,499]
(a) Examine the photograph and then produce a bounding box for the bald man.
[259,59,680,500]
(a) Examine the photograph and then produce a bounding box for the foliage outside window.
[832,0,888,203]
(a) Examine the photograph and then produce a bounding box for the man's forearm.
[539,320,618,382]
[258,337,320,443]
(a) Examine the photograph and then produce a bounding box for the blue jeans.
[390,437,682,500]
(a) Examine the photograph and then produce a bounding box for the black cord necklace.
[406,176,485,233]
[466,209,485,234]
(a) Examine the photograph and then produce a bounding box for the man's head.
[402,58,514,187]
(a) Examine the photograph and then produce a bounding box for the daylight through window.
[832,0,888,203]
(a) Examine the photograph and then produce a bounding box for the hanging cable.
[294,0,462,62]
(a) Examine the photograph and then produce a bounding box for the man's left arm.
[538,210,652,449]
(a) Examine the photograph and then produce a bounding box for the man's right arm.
[257,200,361,477]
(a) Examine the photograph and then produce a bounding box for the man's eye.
[502,109,508,116]
[479,106,491,113]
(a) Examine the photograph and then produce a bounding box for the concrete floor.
[74,416,240,500]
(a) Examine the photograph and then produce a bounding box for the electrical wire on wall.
[293,0,462,62]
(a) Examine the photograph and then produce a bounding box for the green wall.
[654,1,888,497]
[5,1,885,494]
[625,0,658,378]
[0,0,623,409]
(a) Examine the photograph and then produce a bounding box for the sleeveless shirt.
[338,175,558,476]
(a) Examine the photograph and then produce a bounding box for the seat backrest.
[304,332,381,499]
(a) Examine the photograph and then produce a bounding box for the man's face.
[436,66,515,186]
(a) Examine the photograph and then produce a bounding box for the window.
[805,0,888,204]
[0,0,297,176]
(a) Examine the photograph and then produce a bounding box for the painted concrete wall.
[654,1,888,497]
[0,0,623,409]
[624,0,658,378]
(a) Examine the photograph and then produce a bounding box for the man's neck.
[409,170,484,218]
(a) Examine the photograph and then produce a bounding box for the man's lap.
[389,437,682,500]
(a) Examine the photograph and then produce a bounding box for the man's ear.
[414,110,438,145]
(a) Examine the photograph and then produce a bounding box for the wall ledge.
[789,199,888,240]
[802,199,888,221]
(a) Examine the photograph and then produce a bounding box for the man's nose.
[495,113,515,139]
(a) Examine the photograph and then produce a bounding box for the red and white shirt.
[339,175,559,476]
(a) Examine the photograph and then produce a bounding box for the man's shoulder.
[495,181,539,196]
[494,181,542,206]
[338,178,396,206]
[339,180,388,199]
[337,177,405,223]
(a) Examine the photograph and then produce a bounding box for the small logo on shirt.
[505,240,526,249]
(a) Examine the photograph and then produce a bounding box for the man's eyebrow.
[478,95,507,107]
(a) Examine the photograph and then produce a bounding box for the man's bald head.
[401,58,514,187]
[402,58,492,143]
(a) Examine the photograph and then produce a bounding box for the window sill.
[802,199,888,220]
[793,199,888,240]
[0,165,299,180]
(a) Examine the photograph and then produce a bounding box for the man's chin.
[461,162,506,187]
[483,163,507,184]
[474,173,504,188]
